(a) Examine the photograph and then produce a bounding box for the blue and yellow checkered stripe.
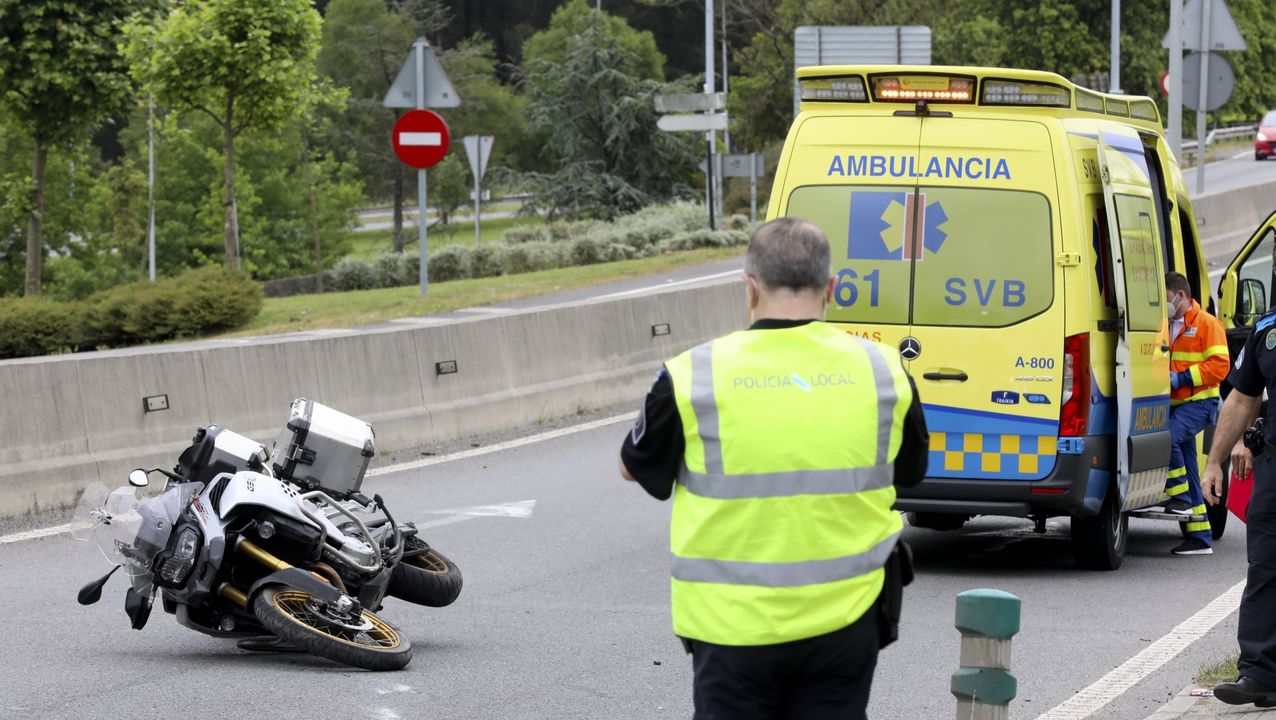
[928,432,1058,480]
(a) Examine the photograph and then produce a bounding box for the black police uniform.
[1227,309,1276,690]
[620,318,929,720]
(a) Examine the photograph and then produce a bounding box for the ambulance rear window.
[911,187,1053,327]
[785,186,1053,328]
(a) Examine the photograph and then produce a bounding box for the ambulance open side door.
[1097,126,1173,508]
[1218,210,1276,347]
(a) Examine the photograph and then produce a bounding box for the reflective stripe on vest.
[671,530,900,587]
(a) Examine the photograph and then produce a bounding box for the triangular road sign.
[463,135,494,182]
[1162,0,1247,51]
[384,37,461,108]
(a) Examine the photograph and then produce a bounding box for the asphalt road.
[1184,150,1276,201]
[0,414,1250,720]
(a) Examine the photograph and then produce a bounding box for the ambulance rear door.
[905,116,1065,486]
[1096,122,1172,507]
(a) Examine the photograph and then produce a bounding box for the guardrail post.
[952,589,1020,720]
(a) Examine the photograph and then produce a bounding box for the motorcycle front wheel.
[251,585,412,671]
[387,536,463,608]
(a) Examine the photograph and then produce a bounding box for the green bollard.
[952,589,1020,720]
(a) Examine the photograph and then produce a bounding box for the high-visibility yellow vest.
[664,321,911,646]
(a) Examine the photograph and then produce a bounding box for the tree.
[0,0,136,295]
[522,0,666,90]
[437,35,531,172]
[318,0,442,254]
[521,12,697,219]
[126,0,323,270]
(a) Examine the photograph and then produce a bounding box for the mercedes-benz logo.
[899,337,921,360]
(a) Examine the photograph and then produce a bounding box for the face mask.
[1167,296,1182,318]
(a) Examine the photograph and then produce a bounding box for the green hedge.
[340,202,749,288]
[0,267,262,360]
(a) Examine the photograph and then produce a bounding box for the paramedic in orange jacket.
[1164,271,1230,555]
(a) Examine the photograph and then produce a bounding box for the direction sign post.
[1162,0,1246,192]
[655,92,730,230]
[463,135,494,247]
[384,37,460,296]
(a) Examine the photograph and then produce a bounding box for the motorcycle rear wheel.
[387,537,463,608]
[251,585,412,671]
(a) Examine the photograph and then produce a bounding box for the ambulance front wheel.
[1072,482,1128,571]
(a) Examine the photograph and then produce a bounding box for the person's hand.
[1232,439,1254,481]
[1203,463,1226,506]
[1170,372,1183,391]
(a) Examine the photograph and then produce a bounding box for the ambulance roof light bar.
[870,74,975,104]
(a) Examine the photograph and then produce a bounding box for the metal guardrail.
[1182,124,1257,164]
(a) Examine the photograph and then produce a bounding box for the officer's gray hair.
[744,218,831,293]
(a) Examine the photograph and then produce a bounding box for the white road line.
[0,522,86,545]
[0,414,635,546]
[1033,579,1245,720]
[595,269,741,300]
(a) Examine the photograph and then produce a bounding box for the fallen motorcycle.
[73,398,462,671]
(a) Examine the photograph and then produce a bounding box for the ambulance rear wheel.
[1072,483,1128,571]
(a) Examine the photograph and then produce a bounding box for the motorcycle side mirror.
[77,565,121,606]
[128,469,150,488]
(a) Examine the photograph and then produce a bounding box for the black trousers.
[1240,452,1276,687]
[686,606,880,720]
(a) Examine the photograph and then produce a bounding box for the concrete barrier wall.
[5,180,1274,523]
[1193,179,1276,266]
[0,280,746,522]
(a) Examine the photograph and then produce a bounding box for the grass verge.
[229,246,742,338]
[1196,655,1239,687]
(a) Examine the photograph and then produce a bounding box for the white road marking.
[425,500,536,518]
[398,132,441,146]
[0,522,86,545]
[1033,579,1245,720]
[365,412,636,478]
[594,268,740,300]
[0,414,634,546]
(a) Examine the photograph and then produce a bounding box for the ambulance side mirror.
[1237,278,1267,328]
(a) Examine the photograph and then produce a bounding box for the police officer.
[1204,306,1276,706]
[619,218,928,720]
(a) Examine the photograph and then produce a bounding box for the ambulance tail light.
[1060,333,1090,437]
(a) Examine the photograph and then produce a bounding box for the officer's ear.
[743,273,760,309]
[824,276,835,306]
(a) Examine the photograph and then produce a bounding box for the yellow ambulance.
[769,65,1234,569]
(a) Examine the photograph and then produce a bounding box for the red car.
[1259,110,1276,160]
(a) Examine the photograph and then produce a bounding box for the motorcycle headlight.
[158,527,201,586]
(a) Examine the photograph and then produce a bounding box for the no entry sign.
[392,110,450,169]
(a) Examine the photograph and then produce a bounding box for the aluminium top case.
[271,398,375,498]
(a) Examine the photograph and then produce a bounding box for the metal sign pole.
[749,156,757,227]
[1195,0,1212,196]
[1168,0,1183,161]
[1110,0,1122,92]
[147,96,156,282]
[415,41,429,296]
[705,0,717,231]
[473,140,482,247]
